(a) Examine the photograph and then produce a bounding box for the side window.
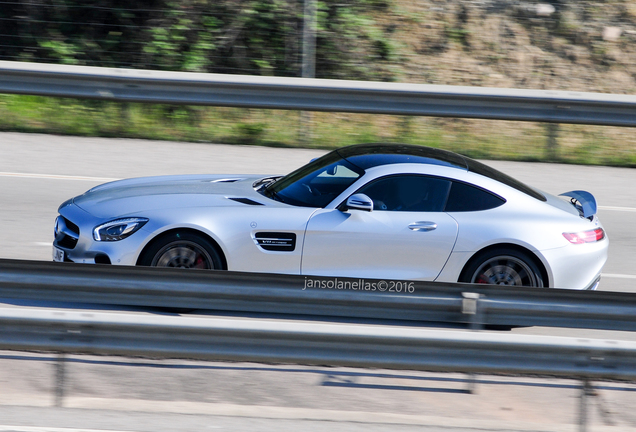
[357,175,451,212]
[444,181,505,212]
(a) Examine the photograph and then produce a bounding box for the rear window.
[464,159,546,202]
[445,181,506,212]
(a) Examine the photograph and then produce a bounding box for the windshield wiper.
[257,184,286,203]
[253,176,282,191]
[271,191,290,204]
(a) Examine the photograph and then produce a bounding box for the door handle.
[408,221,437,232]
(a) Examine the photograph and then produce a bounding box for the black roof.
[335,143,468,171]
[334,143,546,202]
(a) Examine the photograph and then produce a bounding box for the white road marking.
[602,273,636,279]
[598,205,636,212]
[0,172,118,182]
[0,427,135,432]
[34,243,51,247]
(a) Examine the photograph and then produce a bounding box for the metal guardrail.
[1,60,636,126]
[2,306,635,382]
[1,259,635,331]
[2,259,634,431]
[1,305,629,431]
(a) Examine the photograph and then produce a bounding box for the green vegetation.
[2,93,636,166]
[1,1,636,165]
[0,0,395,80]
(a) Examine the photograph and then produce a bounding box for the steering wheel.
[302,183,319,196]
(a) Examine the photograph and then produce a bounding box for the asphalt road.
[1,131,634,291]
[2,132,636,431]
[1,349,636,432]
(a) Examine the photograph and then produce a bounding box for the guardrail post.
[299,111,313,146]
[545,123,560,161]
[119,102,130,132]
[55,353,66,407]
[462,292,484,330]
[462,292,484,394]
[579,379,591,432]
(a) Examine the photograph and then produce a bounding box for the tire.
[459,248,544,287]
[139,231,224,270]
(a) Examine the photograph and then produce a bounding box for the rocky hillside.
[2,1,634,93]
[383,1,636,94]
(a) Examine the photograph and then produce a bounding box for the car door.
[301,175,459,280]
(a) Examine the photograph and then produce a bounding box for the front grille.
[254,232,296,252]
[63,217,79,235]
[55,216,80,249]
[95,254,111,264]
[57,234,78,249]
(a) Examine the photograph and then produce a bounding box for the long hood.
[72,174,279,218]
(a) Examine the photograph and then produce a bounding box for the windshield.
[260,151,364,207]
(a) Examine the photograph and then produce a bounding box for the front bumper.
[54,204,146,266]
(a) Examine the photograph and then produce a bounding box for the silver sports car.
[53,143,608,289]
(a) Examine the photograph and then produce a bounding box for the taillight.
[563,228,605,244]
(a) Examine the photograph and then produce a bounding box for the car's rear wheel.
[139,231,224,270]
[460,248,544,287]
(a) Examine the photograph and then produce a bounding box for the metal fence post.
[299,0,317,146]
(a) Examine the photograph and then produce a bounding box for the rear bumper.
[585,275,601,291]
[539,239,608,290]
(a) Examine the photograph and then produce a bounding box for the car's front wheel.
[139,231,224,270]
[460,248,544,287]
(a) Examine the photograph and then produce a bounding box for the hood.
[72,174,278,218]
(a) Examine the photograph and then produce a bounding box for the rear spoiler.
[559,190,597,218]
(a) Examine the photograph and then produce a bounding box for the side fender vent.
[254,232,296,252]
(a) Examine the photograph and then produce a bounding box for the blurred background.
[1,4,636,431]
[0,0,635,164]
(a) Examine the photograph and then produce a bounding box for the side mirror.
[344,193,373,212]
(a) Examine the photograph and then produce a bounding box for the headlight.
[93,218,148,241]
[54,216,60,238]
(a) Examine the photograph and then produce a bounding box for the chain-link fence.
[0,0,393,80]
